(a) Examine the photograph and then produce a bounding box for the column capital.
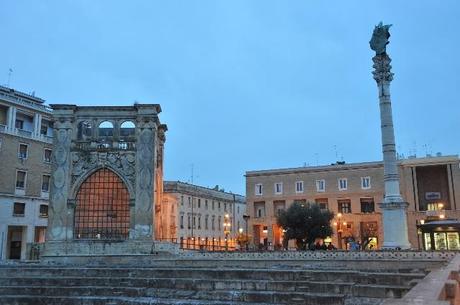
[372,53,394,84]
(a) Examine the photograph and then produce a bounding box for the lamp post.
[223,213,231,251]
[334,213,344,249]
[243,214,250,251]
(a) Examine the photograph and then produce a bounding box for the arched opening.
[120,120,135,137]
[98,121,114,137]
[74,168,130,240]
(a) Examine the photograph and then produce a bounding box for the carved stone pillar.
[371,24,411,249]
[47,115,74,241]
[132,114,156,239]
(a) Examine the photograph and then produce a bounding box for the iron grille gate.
[74,168,130,240]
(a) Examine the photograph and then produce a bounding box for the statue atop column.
[370,22,411,249]
[370,22,392,55]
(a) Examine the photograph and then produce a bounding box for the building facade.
[246,155,460,250]
[0,86,53,260]
[160,181,246,250]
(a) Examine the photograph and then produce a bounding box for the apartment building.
[0,86,53,260]
[246,155,460,250]
[160,181,246,250]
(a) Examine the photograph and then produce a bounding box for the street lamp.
[223,213,231,251]
[335,213,343,249]
[243,214,250,251]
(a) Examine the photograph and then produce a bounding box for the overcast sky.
[1,1,459,195]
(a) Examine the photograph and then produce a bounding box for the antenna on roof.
[6,68,13,87]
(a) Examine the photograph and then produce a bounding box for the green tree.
[277,202,334,250]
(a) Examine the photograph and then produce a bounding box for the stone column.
[6,106,16,132]
[371,26,411,249]
[33,113,42,137]
[47,115,74,241]
[132,112,156,239]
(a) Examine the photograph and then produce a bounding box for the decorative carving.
[49,121,72,240]
[370,22,392,55]
[137,128,154,214]
[71,151,136,189]
[372,53,394,84]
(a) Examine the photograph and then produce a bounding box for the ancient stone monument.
[370,23,411,249]
[43,104,174,258]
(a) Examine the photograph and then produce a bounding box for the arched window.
[120,121,135,137]
[74,168,130,240]
[98,121,114,137]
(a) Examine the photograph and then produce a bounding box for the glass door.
[447,232,460,250]
[434,232,447,250]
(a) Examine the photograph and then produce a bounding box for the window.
[274,200,286,216]
[315,198,329,210]
[41,175,50,192]
[205,200,208,209]
[361,177,371,189]
[198,216,201,229]
[39,204,48,217]
[205,215,209,230]
[18,144,28,159]
[338,200,352,214]
[224,202,227,212]
[187,216,191,229]
[218,216,221,230]
[254,201,265,218]
[360,198,375,213]
[16,171,26,189]
[98,121,114,137]
[218,202,221,210]
[316,179,325,192]
[15,119,24,129]
[295,181,304,193]
[180,215,184,229]
[193,216,196,229]
[338,178,347,191]
[13,202,25,216]
[255,183,263,196]
[212,201,215,210]
[40,124,48,135]
[212,216,215,230]
[44,149,52,163]
[120,121,135,137]
[237,206,239,213]
[181,196,184,206]
[188,197,191,207]
[198,199,201,208]
[274,182,283,195]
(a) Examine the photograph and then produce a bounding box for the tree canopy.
[277,202,334,250]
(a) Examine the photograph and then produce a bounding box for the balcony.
[0,126,53,144]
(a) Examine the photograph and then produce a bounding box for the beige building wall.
[162,181,246,250]
[246,155,460,250]
[0,86,52,260]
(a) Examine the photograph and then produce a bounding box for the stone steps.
[0,266,425,285]
[0,296,285,305]
[0,264,426,305]
[0,276,411,297]
[0,287,345,305]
